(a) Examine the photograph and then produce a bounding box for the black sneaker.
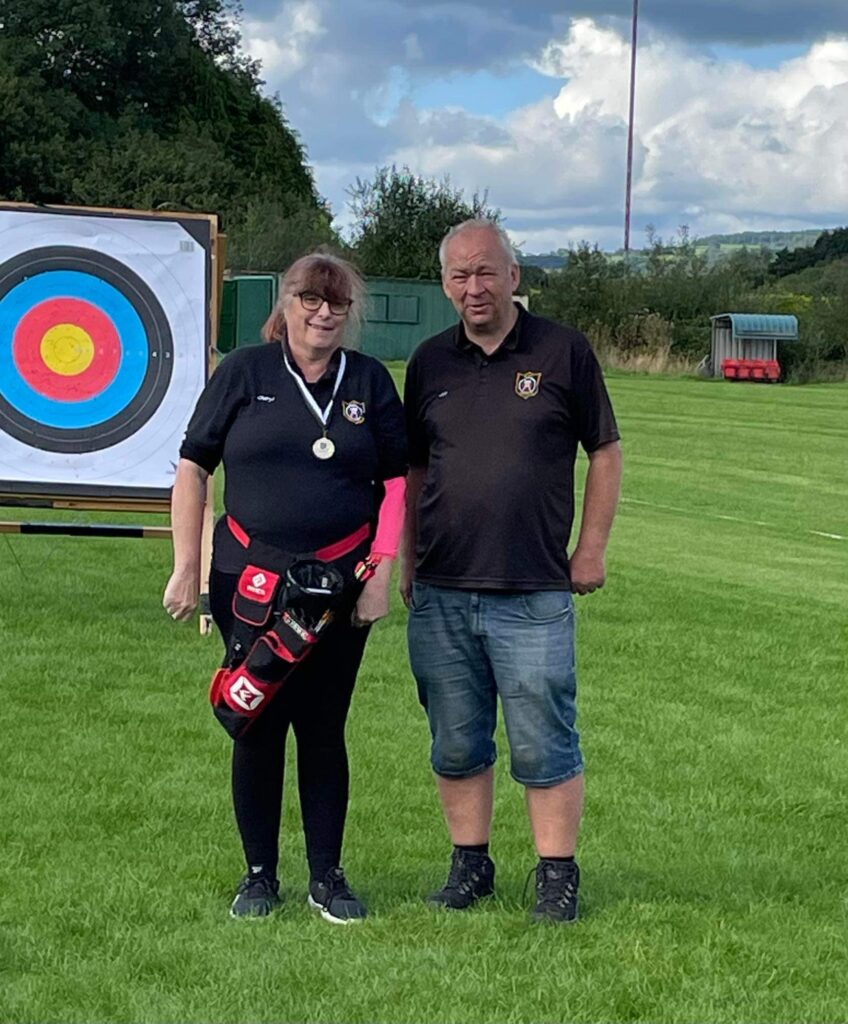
[531,858,580,923]
[427,848,495,910]
[308,866,367,924]
[230,872,280,918]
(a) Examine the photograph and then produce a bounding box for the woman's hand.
[351,558,393,628]
[163,567,200,622]
[165,459,208,622]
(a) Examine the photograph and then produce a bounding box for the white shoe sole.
[307,893,365,925]
[230,898,280,919]
[230,905,276,919]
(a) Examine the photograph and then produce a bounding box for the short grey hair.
[439,219,516,273]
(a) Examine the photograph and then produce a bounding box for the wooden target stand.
[0,203,226,635]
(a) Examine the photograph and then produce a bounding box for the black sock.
[456,843,489,856]
[541,855,574,863]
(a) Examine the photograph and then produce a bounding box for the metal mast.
[623,0,639,253]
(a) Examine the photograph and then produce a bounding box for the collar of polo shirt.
[282,338,343,383]
[455,301,525,355]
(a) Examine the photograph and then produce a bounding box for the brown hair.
[262,251,366,347]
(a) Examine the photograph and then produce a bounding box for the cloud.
[240,3,848,249]
[342,1,848,47]
[242,0,325,80]
[403,33,424,61]
[384,20,848,249]
[241,1,848,98]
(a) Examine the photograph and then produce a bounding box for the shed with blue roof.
[709,313,799,379]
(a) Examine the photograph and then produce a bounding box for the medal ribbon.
[282,349,347,435]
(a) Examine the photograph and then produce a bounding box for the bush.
[587,314,697,375]
[226,196,338,273]
[533,235,846,381]
[747,258,848,382]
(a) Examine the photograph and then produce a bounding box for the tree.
[515,261,548,292]
[771,227,848,278]
[0,0,324,237]
[226,196,336,273]
[177,0,260,81]
[347,166,500,279]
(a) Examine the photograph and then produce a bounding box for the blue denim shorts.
[407,582,583,787]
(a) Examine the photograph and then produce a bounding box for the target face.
[0,207,211,498]
[0,246,174,452]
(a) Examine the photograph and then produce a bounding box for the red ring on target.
[12,297,122,402]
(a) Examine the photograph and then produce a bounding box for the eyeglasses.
[298,291,352,316]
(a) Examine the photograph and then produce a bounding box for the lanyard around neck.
[282,349,347,432]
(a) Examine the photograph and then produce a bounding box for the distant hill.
[517,251,568,270]
[519,228,828,270]
[695,229,824,251]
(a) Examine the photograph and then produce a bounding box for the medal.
[282,348,347,461]
[312,437,336,460]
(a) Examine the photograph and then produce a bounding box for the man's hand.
[570,441,621,596]
[569,546,606,595]
[163,567,200,621]
[398,560,413,609]
[352,559,393,627]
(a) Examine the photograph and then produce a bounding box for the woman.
[163,252,406,922]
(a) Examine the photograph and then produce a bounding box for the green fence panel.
[219,275,278,353]
[361,278,456,360]
[235,275,277,349]
[219,279,238,353]
[221,274,458,361]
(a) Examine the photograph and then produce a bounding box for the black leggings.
[210,568,370,882]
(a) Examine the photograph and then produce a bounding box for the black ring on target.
[0,246,173,453]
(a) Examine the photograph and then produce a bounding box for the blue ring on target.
[1,271,148,428]
[0,245,174,454]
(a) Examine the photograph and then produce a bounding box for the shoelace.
[537,865,577,908]
[442,853,483,896]
[522,863,578,908]
[323,867,355,900]
[238,874,276,898]
[521,867,535,906]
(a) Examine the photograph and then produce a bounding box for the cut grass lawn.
[1,373,846,1023]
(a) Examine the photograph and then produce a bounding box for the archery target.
[0,208,210,495]
[1,247,174,451]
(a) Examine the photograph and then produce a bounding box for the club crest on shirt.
[515,372,542,400]
[342,399,366,424]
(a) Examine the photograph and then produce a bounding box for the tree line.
[531,233,848,382]
[0,0,334,268]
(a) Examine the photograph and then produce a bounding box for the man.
[401,219,622,923]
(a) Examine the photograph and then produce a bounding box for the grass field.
[1,373,847,1024]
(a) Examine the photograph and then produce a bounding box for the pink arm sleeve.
[371,476,407,558]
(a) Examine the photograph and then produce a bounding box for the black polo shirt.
[404,306,619,590]
[181,342,407,572]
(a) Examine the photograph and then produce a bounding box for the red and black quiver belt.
[209,519,376,740]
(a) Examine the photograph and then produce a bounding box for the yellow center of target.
[40,324,96,376]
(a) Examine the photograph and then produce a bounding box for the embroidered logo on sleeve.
[515,372,542,399]
[256,395,276,403]
[342,400,366,424]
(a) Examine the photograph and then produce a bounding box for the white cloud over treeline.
[242,5,848,250]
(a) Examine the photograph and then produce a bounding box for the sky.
[238,1,848,252]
